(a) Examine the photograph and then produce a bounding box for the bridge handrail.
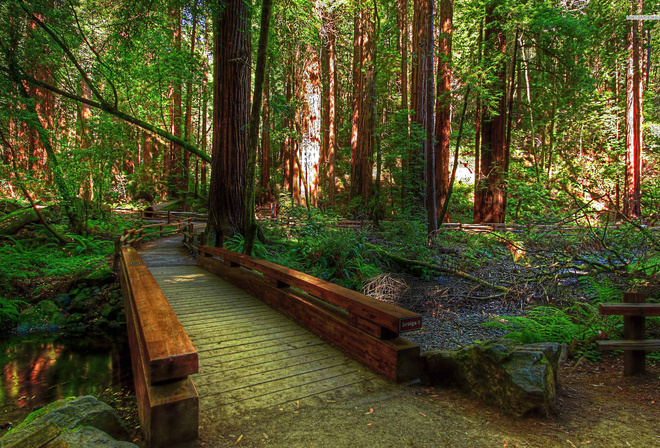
[119,247,199,446]
[198,245,422,337]
[120,247,198,382]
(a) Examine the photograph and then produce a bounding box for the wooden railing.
[119,247,199,447]
[119,219,192,247]
[197,245,422,382]
[597,293,660,376]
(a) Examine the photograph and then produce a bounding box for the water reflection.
[0,332,132,425]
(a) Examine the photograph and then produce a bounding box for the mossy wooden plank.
[200,362,370,402]
[195,349,346,383]
[202,372,375,416]
[194,354,354,389]
[198,340,326,368]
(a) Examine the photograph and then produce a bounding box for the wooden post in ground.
[168,211,172,224]
[623,292,646,376]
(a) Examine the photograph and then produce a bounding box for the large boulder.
[421,339,561,416]
[0,396,137,448]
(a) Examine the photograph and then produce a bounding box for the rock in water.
[1,396,138,448]
[421,339,561,416]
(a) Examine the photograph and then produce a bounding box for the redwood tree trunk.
[411,0,434,218]
[474,1,507,224]
[624,1,643,218]
[434,0,452,223]
[209,0,250,242]
[350,6,375,205]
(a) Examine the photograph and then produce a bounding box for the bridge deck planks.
[140,252,380,420]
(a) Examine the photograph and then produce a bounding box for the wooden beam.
[596,339,660,351]
[198,246,422,335]
[598,302,660,316]
[121,247,198,382]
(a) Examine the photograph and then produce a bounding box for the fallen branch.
[364,243,510,294]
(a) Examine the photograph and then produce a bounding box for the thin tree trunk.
[434,0,452,223]
[243,0,273,255]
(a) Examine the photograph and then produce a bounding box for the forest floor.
[177,354,658,448]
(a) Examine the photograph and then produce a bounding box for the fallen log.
[0,207,51,236]
[364,243,510,294]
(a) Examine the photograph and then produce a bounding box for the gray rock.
[1,396,132,446]
[421,339,561,416]
[58,426,138,448]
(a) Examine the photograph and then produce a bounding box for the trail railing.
[197,245,422,382]
[119,247,199,447]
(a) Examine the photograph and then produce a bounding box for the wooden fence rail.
[119,247,199,447]
[197,245,422,382]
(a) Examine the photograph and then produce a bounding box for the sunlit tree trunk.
[624,2,643,218]
[168,5,183,196]
[321,10,338,207]
[474,1,507,224]
[300,47,321,207]
[434,0,452,223]
[350,6,375,204]
[209,0,250,242]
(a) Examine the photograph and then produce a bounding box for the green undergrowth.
[485,304,623,361]
[261,208,382,290]
[0,217,127,329]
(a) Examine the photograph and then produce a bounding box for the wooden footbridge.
[118,232,422,447]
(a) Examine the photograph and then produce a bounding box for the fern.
[485,306,601,344]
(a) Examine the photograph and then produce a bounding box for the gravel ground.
[405,310,510,352]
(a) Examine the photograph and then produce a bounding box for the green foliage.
[224,233,269,259]
[486,304,621,360]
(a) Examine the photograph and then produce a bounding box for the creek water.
[0,330,132,435]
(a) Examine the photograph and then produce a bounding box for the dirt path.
[179,357,657,448]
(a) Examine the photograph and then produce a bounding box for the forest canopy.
[1,0,659,240]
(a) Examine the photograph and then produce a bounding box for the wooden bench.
[120,247,199,447]
[597,293,660,376]
[198,245,422,382]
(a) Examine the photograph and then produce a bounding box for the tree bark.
[243,0,272,256]
[434,0,452,223]
[624,2,643,218]
[350,6,375,205]
[209,0,251,243]
[474,1,507,224]
[411,0,434,220]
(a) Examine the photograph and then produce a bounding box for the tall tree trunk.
[243,0,273,255]
[209,0,251,243]
[434,0,452,223]
[411,0,434,219]
[350,6,375,205]
[624,3,643,218]
[183,11,198,205]
[321,11,338,207]
[474,1,507,224]
[259,72,273,203]
[169,5,183,197]
[300,47,322,207]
